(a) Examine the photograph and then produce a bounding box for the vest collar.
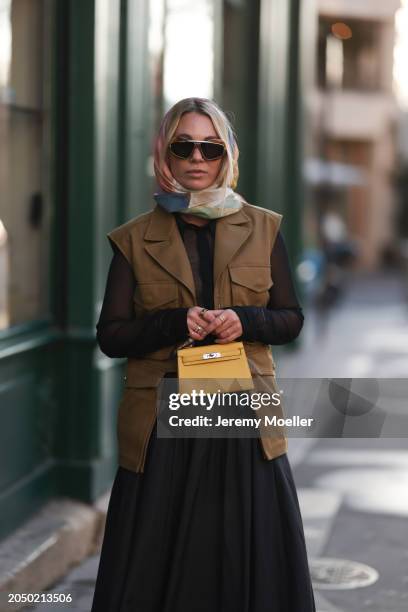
[143,206,195,298]
[213,207,252,286]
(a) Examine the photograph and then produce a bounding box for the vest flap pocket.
[229,266,273,292]
[134,281,179,309]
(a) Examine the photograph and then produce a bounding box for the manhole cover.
[310,558,379,590]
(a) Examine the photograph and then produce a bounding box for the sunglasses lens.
[201,142,225,160]
[169,141,195,159]
[169,140,225,160]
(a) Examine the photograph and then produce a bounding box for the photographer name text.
[168,415,314,429]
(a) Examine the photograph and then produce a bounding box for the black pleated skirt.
[91,421,316,612]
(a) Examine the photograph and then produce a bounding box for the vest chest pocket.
[229,266,273,306]
[133,281,179,313]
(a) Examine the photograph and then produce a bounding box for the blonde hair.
[154,97,239,192]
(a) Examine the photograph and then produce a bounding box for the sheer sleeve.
[96,243,189,358]
[230,231,304,345]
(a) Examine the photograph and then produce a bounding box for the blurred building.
[308,0,401,269]
[0,0,314,542]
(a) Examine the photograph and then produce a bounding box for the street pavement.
[281,269,408,612]
[24,269,408,612]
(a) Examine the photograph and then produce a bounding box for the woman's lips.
[186,170,207,176]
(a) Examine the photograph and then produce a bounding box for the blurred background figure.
[315,203,357,312]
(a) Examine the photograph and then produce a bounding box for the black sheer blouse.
[96,215,304,359]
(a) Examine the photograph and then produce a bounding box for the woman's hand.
[202,309,243,344]
[186,306,218,341]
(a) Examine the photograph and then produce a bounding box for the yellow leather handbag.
[177,341,254,394]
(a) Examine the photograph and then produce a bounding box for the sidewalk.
[277,268,408,379]
[282,268,408,612]
[0,495,109,612]
[3,268,408,612]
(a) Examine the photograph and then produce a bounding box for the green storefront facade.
[0,0,315,541]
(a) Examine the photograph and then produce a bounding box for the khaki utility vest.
[106,202,288,473]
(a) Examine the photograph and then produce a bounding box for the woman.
[91,97,316,611]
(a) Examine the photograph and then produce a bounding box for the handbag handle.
[177,337,195,350]
[170,336,195,359]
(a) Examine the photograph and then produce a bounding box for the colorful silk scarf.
[154,184,244,220]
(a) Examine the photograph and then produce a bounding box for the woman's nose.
[190,144,204,161]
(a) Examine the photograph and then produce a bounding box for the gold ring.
[219,314,225,323]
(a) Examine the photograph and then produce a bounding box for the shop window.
[318,16,382,91]
[0,0,50,330]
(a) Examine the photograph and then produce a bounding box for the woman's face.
[168,112,224,191]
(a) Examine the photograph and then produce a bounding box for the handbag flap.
[178,342,243,363]
[180,351,242,366]
[177,341,253,389]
